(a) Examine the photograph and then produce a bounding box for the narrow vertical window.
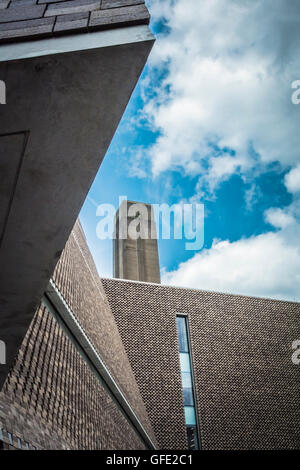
[176,315,200,450]
[7,432,13,446]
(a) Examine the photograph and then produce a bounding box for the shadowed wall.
[0,221,156,450]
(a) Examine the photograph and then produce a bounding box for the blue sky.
[80,0,300,301]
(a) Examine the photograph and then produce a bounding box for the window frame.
[176,313,201,450]
[7,432,13,446]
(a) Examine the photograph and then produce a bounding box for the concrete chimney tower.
[114,200,161,284]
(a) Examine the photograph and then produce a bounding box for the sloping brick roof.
[0,0,150,44]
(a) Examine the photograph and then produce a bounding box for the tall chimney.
[114,200,161,284]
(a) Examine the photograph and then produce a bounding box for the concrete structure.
[114,200,161,283]
[0,1,154,389]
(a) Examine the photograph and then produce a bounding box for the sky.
[80,0,300,302]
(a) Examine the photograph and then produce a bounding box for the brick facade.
[102,278,300,450]
[0,304,146,450]
[0,0,150,43]
[1,218,299,450]
[52,221,156,445]
[0,221,156,450]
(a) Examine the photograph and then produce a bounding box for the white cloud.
[285,164,300,193]
[162,208,300,301]
[244,183,262,211]
[145,0,300,189]
[265,207,295,229]
[143,0,300,301]
[127,147,148,179]
[202,154,248,193]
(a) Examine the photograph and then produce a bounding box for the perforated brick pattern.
[102,278,300,450]
[0,303,146,450]
[0,220,156,450]
[0,0,150,43]
[52,221,156,446]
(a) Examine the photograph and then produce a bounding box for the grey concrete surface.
[0,26,154,389]
[114,200,161,283]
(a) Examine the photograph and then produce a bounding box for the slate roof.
[0,0,150,44]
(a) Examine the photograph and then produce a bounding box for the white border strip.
[43,278,156,450]
[0,25,155,62]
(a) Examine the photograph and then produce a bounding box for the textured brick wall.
[52,221,156,446]
[0,303,146,450]
[102,278,300,450]
[0,0,150,43]
[0,221,156,450]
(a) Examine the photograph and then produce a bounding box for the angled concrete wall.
[0,25,154,389]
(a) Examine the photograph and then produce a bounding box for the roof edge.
[102,277,300,306]
[0,24,154,62]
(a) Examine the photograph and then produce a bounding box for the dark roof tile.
[0,0,149,43]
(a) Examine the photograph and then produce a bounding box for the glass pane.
[183,387,194,406]
[181,371,192,388]
[176,317,188,352]
[184,406,196,426]
[180,353,191,372]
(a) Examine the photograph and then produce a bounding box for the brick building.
[0,1,299,452]
[0,215,299,450]
[103,277,300,450]
[0,221,157,450]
